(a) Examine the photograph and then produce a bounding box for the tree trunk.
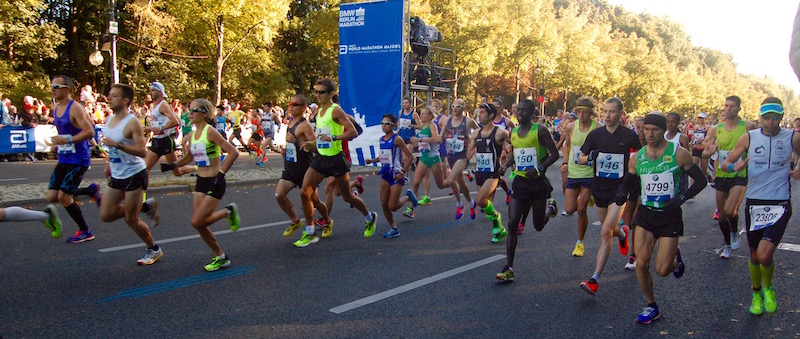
[215,15,224,105]
[515,64,520,104]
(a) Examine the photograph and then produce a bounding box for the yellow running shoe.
[283,219,303,237]
[764,286,777,313]
[322,219,334,238]
[749,292,764,316]
[572,243,585,257]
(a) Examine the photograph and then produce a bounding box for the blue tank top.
[378,133,403,175]
[54,100,90,166]
[215,116,227,134]
[397,109,416,142]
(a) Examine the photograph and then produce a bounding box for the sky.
[606,0,800,94]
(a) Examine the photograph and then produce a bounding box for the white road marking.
[329,254,506,314]
[97,191,477,253]
[0,178,27,182]
[778,243,800,252]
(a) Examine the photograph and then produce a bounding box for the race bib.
[399,118,412,129]
[596,152,624,179]
[418,133,431,151]
[572,146,582,164]
[476,152,494,172]
[57,135,76,154]
[718,150,730,169]
[693,132,705,144]
[316,127,331,149]
[641,173,675,203]
[216,122,226,131]
[379,148,392,165]
[284,143,297,163]
[514,147,538,171]
[150,120,160,129]
[749,205,785,231]
[263,120,274,132]
[191,143,210,167]
[107,147,122,163]
[446,138,465,153]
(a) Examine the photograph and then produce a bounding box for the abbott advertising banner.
[338,0,404,165]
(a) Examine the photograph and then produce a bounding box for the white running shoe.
[137,247,163,265]
[731,231,741,251]
[719,245,732,259]
[625,259,637,271]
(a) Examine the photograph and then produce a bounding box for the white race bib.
[399,118,412,129]
[749,205,785,231]
[514,147,538,171]
[476,152,495,172]
[57,135,76,154]
[693,132,705,144]
[316,127,331,149]
[379,148,392,165]
[641,173,675,203]
[150,120,160,129]
[216,122,226,131]
[191,142,210,167]
[572,145,582,164]
[284,143,297,163]
[596,152,624,179]
[107,147,122,163]
[446,138,465,153]
[418,133,431,151]
[718,150,730,169]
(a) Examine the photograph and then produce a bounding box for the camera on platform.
[409,16,442,56]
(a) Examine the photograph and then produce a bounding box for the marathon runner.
[665,112,690,149]
[718,97,800,316]
[403,105,450,218]
[441,98,479,220]
[257,102,281,166]
[689,112,709,180]
[227,103,246,152]
[0,205,61,238]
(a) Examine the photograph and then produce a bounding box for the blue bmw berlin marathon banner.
[338,0,404,165]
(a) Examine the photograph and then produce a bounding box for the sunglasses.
[288,102,302,107]
[381,121,396,126]
[452,105,464,109]
[761,113,782,121]
[51,84,70,89]
[189,107,208,113]
[315,90,330,95]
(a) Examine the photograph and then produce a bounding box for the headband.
[760,103,784,115]
[574,105,592,110]
[643,112,667,131]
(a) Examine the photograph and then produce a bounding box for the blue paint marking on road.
[100,266,255,302]
[415,220,468,234]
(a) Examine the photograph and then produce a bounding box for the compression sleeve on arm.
[614,173,641,206]
[682,164,708,201]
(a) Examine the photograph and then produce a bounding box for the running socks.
[749,261,762,291]
[591,272,600,282]
[482,201,498,220]
[365,212,375,222]
[760,262,775,288]
[149,245,160,251]
[74,187,91,197]
[305,225,315,235]
[718,218,732,245]
[730,215,739,233]
[3,207,48,222]
[618,227,627,242]
[64,202,90,232]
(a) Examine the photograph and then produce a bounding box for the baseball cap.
[697,112,707,118]
[149,82,167,98]
[309,103,318,109]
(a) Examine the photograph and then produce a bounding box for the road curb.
[1,168,379,207]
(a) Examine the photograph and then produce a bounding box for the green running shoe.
[764,286,777,313]
[749,292,764,316]
[43,204,62,239]
[226,203,240,232]
[418,196,432,205]
[204,255,231,272]
[294,231,319,247]
[402,207,415,218]
[364,212,377,238]
[283,219,303,237]
[492,226,507,243]
[496,265,515,282]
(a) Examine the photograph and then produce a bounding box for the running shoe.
[618,225,630,256]
[731,231,741,250]
[572,243,585,257]
[313,218,330,227]
[625,256,637,271]
[322,219,334,238]
[42,204,62,239]
[67,230,95,243]
[293,231,319,247]
[496,265,515,282]
[561,210,569,216]
[383,228,400,239]
[491,225,507,244]
[580,278,598,295]
[518,222,525,234]
[137,247,163,265]
[635,306,661,324]
[588,195,595,207]
[749,292,764,316]
[449,189,454,196]
[364,211,377,237]
[225,203,240,232]
[764,286,777,313]
[88,182,102,207]
[455,204,464,220]
[719,245,732,259]
[356,175,364,194]
[283,219,303,237]
[144,198,161,227]
[418,196,432,205]
[469,200,477,220]
[402,207,415,218]
[248,151,255,160]
[713,209,718,220]
[406,189,418,207]
[673,247,685,278]
[464,169,473,182]
[546,198,558,219]
[204,255,231,272]
[255,161,264,167]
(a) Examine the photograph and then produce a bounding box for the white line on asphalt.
[0,178,27,182]
[329,254,506,314]
[778,243,800,252]
[97,191,477,253]
[98,220,289,252]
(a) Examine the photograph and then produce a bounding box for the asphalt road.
[2,168,800,337]
[0,152,284,184]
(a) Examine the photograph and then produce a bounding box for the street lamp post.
[89,40,104,67]
[107,0,119,84]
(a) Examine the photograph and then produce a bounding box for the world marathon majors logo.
[10,130,28,149]
[339,6,365,28]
